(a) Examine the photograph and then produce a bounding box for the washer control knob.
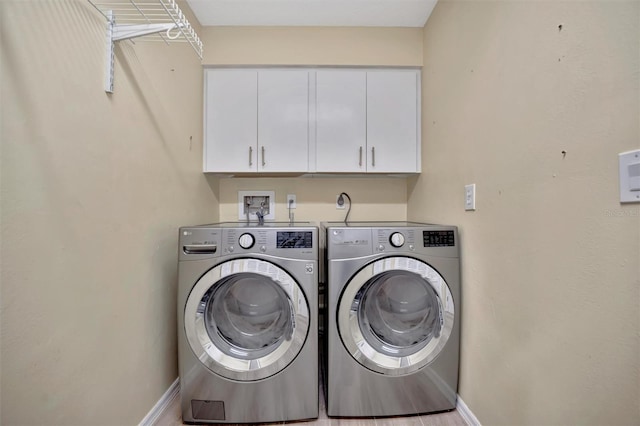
[238,233,255,249]
[409,244,415,251]
[389,232,405,248]
[260,245,267,253]
[228,246,235,253]
[378,244,385,252]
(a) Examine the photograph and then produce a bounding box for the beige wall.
[6,2,635,424]
[0,1,218,424]
[202,26,423,226]
[201,26,423,66]
[218,177,407,224]
[410,1,640,424]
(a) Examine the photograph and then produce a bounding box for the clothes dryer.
[178,223,318,423]
[324,222,460,417]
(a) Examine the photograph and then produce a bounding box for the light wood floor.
[155,387,468,426]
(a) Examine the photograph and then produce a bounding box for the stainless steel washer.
[178,223,318,423]
[324,222,460,417]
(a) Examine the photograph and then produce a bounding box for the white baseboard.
[139,378,180,426]
[457,395,481,426]
[139,379,477,426]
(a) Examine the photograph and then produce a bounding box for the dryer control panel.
[423,230,456,247]
[374,228,418,253]
[325,223,459,260]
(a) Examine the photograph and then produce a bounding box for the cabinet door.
[315,70,367,172]
[366,70,420,173]
[204,69,258,173]
[257,70,309,173]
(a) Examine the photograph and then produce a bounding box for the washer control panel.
[389,232,405,247]
[238,233,255,249]
[178,227,222,260]
[228,227,317,259]
[180,226,317,260]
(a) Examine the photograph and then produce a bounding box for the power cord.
[288,199,294,225]
[337,192,351,224]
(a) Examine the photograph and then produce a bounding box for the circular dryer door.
[337,256,454,376]
[184,258,309,381]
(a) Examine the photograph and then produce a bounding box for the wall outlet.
[287,194,297,209]
[465,184,476,211]
[336,194,346,209]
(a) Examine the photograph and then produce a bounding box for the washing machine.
[324,222,460,417]
[178,222,318,424]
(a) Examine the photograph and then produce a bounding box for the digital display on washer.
[423,230,455,247]
[277,231,313,249]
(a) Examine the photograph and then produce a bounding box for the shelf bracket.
[105,11,115,93]
[89,0,203,94]
[113,22,181,42]
[104,12,182,93]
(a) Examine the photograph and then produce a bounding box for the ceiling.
[186,0,438,28]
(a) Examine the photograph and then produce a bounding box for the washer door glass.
[185,259,309,381]
[206,273,292,358]
[338,257,454,376]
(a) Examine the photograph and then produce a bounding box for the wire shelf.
[88,0,203,92]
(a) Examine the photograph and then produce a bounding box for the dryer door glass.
[337,257,454,376]
[357,270,440,356]
[184,259,309,381]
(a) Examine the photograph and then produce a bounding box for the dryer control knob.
[389,232,405,248]
[378,244,385,252]
[238,233,255,249]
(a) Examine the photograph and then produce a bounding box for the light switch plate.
[465,184,476,211]
[619,150,640,203]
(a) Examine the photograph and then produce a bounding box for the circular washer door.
[337,256,454,376]
[184,258,309,381]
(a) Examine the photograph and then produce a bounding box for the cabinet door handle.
[262,146,266,167]
[249,146,253,166]
[359,146,363,167]
[371,146,376,167]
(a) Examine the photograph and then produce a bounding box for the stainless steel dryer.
[324,222,460,417]
[178,223,318,424]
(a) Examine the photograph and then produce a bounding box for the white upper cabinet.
[316,70,367,172]
[366,70,420,173]
[315,69,420,173]
[204,69,257,173]
[204,69,309,173]
[258,70,309,173]
[204,67,420,174]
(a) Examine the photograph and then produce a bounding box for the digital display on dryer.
[423,230,455,247]
[277,231,313,249]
